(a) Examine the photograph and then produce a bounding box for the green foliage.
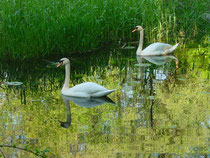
[0,0,208,59]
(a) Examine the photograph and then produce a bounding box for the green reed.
[0,0,208,59]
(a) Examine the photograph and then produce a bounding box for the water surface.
[0,46,209,157]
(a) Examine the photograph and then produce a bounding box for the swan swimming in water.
[132,26,179,56]
[57,58,116,98]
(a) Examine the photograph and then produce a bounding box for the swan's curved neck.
[137,30,143,55]
[62,63,70,91]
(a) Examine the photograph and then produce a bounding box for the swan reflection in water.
[137,55,178,66]
[59,95,115,128]
[136,55,179,81]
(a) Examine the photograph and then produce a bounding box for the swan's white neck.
[62,63,70,92]
[136,30,143,55]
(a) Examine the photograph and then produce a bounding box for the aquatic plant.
[0,0,208,59]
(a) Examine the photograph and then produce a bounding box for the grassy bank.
[0,0,208,59]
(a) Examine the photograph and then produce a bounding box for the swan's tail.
[91,89,117,97]
[166,43,179,54]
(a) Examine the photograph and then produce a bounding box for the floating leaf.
[134,63,151,67]
[4,82,23,86]
[129,41,139,44]
[122,46,136,49]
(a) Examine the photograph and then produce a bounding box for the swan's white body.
[141,42,179,56]
[58,58,116,98]
[133,26,179,56]
[62,82,116,98]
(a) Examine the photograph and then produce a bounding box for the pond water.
[0,46,209,157]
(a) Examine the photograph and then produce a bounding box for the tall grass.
[0,0,208,59]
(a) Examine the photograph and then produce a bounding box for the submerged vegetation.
[0,0,209,59]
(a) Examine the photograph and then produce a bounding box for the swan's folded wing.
[142,43,172,55]
[62,82,116,97]
[69,82,106,92]
[91,89,117,97]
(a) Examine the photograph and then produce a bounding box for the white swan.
[57,58,116,98]
[132,26,179,56]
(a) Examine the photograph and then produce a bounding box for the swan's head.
[57,58,70,67]
[132,26,143,32]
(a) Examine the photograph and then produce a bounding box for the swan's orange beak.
[57,62,63,67]
[132,28,137,32]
